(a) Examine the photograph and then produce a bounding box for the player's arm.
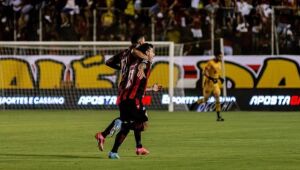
[132,48,153,61]
[202,62,211,78]
[146,83,162,92]
[137,61,148,79]
[105,52,122,70]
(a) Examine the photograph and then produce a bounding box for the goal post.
[220,38,227,97]
[168,42,175,112]
[0,41,177,111]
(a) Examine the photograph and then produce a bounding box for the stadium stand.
[0,0,299,55]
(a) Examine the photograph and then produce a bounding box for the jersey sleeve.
[105,51,123,70]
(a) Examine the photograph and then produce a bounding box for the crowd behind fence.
[0,0,299,55]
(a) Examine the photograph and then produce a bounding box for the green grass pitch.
[0,110,300,170]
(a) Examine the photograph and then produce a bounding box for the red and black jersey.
[105,44,139,92]
[118,59,152,102]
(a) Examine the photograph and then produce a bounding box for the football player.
[196,51,225,121]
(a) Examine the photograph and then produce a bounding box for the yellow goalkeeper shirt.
[204,59,221,79]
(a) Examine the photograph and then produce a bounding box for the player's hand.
[137,69,146,80]
[152,83,162,92]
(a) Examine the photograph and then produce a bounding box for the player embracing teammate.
[95,34,160,159]
[108,43,155,159]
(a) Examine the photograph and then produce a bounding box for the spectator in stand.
[99,7,115,40]
[190,12,203,41]
[280,23,294,50]
[124,0,135,19]
[256,0,272,24]
[56,0,80,41]
[191,0,204,9]
[235,0,253,33]
[205,0,219,14]
[236,0,253,17]
[42,2,60,41]
[74,14,89,41]
[0,1,14,40]
[76,0,92,40]
[251,14,263,53]
[235,13,249,33]
[165,9,181,43]
[219,0,235,30]
[234,12,251,54]
[149,0,168,40]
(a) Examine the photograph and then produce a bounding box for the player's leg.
[134,128,149,155]
[133,102,149,155]
[108,99,136,159]
[109,118,122,137]
[214,85,224,121]
[196,79,211,104]
[95,117,122,151]
[134,129,149,155]
[189,79,210,110]
[133,121,149,155]
[99,117,121,138]
[197,90,210,104]
[95,118,117,151]
[190,89,211,110]
[109,123,131,159]
[134,129,142,148]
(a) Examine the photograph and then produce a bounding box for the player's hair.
[131,34,144,44]
[136,43,153,54]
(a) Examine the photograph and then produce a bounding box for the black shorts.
[119,99,148,123]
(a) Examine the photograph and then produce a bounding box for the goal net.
[0,41,183,111]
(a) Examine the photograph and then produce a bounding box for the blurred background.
[0,0,299,55]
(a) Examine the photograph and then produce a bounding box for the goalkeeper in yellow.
[196,51,224,121]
